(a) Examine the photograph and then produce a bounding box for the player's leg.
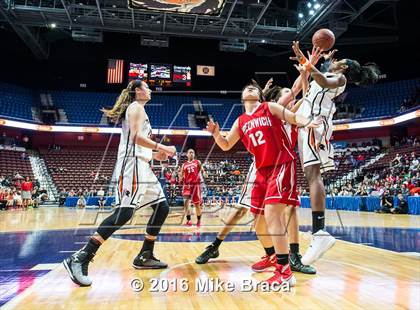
[263,203,296,286]
[251,213,276,272]
[132,163,170,269]
[192,185,202,226]
[183,197,192,226]
[182,185,193,226]
[195,206,247,264]
[287,207,316,274]
[301,164,336,265]
[262,161,301,285]
[63,158,141,286]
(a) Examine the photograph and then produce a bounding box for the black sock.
[212,237,223,248]
[276,254,289,266]
[312,211,325,234]
[140,237,155,254]
[83,237,101,255]
[186,215,191,221]
[264,246,275,256]
[197,215,201,222]
[289,243,299,254]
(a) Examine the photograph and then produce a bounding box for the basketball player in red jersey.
[206,81,320,285]
[179,149,207,227]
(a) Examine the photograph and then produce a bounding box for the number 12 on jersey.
[249,131,266,147]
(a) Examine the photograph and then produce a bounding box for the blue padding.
[365,197,381,212]
[65,196,114,207]
[407,196,420,215]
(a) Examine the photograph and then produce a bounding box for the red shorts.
[182,184,202,205]
[249,160,300,215]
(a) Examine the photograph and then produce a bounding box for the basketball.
[312,28,335,51]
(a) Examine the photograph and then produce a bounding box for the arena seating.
[39,147,117,190]
[343,78,419,119]
[0,149,34,179]
[0,82,35,121]
[1,79,418,126]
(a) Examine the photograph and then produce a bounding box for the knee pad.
[97,207,134,240]
[146,201,169,236]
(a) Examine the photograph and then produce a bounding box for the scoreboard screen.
[173,65,192,87]
[128,0,226,16]
[149,64,172,87]
[128,63,148,81]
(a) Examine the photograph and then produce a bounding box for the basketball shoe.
[301,229,336,265]
[185,220,192,227]
[195,244,219,264]
[263,263,296,286]
[132,250,168,269]
[289,253,316,274]
[63,250,94,287]
[251,254,276,272]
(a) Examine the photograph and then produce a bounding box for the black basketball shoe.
[63,250,95,286]
[289,252,316,274]
[195,244,220,264]
[132,250,168,269]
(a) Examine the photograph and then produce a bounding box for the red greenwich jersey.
[182,159,201,185]
[238,102,296,169]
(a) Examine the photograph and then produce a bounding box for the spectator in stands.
[390,194,408,214]
[69,189,76,197]
[98,196,106,210]
[77,195,86,209]
[59,188,67,207]
[6,190,14,210]
[356,153,365,167]
[355,184,368,196]
[376,190,393,213]
[97,187,105,197]
[21,176,33,210]
[0,189,6,211]
[14,191,23,210]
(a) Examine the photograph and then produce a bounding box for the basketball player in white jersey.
[290,41,380,265]
[63,80,176,287]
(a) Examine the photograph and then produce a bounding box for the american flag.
[107,59,124,84]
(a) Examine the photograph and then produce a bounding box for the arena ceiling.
[0,0,400,59]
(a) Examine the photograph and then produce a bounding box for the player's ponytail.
[101,80,142,123]
[345,59,380,86]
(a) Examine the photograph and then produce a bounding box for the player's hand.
[159,145,176,157]
[154,150,169,161]
[322,49,338,61]
[206,119,220,136]
[262,77,273,93]
[308,46,323,65]
[306,118,322,129]
[294,64,306,74]
[290,41,306,64]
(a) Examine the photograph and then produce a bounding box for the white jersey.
[298,72,346,120]
[117,101,153,162]
[114,101,166,209]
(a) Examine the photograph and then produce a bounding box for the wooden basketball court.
[1,207,419,309]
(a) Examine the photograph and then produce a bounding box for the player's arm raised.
[128,103,176,156]
[268,102,321,129]
[206,119,240,151]
[278,46,322,106]
[290,41,346,89]
[289,64,309,113]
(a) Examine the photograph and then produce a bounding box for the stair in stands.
[28,152,59,202]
